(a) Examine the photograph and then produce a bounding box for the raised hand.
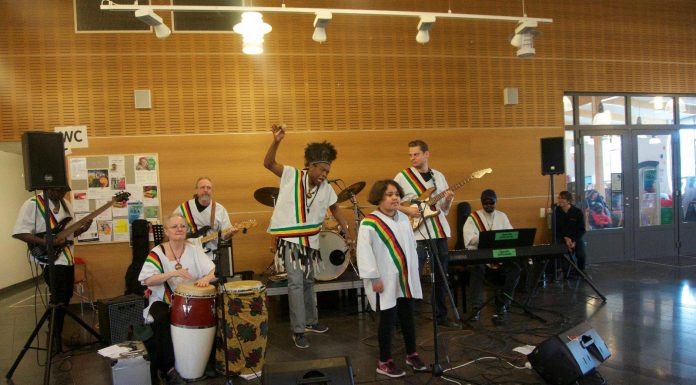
[271,124,286,143]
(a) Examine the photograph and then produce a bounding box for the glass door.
[577,131,631,262]
[678,128,696,260]
[632,131,678,263]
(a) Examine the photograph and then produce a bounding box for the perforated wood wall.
[2,0,695,298]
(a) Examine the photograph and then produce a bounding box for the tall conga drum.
[171,283,216,380]
[216,280,268,379]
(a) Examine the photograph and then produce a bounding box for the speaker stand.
[5,190,103,385]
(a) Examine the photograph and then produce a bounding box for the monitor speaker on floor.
[527,322,611,385]
[97,294,145,345]
[262,356,354,385]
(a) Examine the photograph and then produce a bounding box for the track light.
[312,11,332,43]
[416,15,435,44]
[509,18,538,57]
[134,9,171,39]
[233,12,272,55]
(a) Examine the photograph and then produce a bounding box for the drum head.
[174,283,216,297]
[315,230,349,281]
[223,280,265,293]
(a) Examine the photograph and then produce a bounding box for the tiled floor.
[2,260,696,384]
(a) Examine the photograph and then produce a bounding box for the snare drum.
[315,230,350,281]
[215,280,268,379]
[171,283,216,380]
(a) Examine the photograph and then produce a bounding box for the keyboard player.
[463,189,522,323]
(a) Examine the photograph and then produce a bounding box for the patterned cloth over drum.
[215,280,268,378]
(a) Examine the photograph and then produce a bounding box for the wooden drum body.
[171,283,216,380]
[215,280,268,379]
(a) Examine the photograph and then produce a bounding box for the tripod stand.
[6,190,103,385]
[412,200,465,382]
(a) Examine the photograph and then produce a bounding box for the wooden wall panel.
[70,128,558,299]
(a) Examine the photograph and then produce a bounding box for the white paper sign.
[55,125,89,149]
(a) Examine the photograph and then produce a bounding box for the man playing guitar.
[394,140,458,328]
[12,186,93,355]
[175,177,238,260]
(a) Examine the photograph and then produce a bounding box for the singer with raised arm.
[138,213,215,385]
[12,186,93,355]
[357,180,427,378]
[175,177,238,260]
[263,124,352,349]
[394,140,457,328]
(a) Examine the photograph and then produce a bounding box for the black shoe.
[437,319,461,328]
[165,368,186,385]
[469,307,481,322]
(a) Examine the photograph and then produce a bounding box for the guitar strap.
[209,200,216,232]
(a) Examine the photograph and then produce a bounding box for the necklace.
[169,243,184,270]
[379,209,397,221]
[483,211,494,230]
[304,173,319,212]
[51,203,60,214]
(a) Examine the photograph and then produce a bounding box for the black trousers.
[42,265,75,339]
[378,298,417,362]
[469,261,522,309]
[149,301,175,373]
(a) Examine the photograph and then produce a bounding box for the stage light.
[416,15,435,44]
[135,9,171,39]
[510,18,539,57]
[233,12,272,55]
[313,11,332,43]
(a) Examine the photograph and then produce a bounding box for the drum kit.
[254,179,369,282]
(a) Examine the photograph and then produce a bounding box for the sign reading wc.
[54,125,89,150]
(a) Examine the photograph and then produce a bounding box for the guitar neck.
[428,176,475,205]
[199,221,256,243]
[56,201,113,239]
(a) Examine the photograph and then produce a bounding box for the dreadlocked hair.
[304,141,337,166]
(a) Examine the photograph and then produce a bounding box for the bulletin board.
[66,153,162,244]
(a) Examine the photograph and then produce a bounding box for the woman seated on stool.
[356,180,428,378]
[138,212,215,385]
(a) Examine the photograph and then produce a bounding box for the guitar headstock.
[235,219,258,234]
[113,191,131,203]
[471,168,493,179]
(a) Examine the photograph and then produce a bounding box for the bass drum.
[314,230,349,281]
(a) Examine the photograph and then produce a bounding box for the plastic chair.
[73,257,95,317]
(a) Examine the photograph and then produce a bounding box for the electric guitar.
[29,191,131,263]
[186,220,258,252]
[405,168,493,230]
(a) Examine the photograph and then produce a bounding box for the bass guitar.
[30,191,131,263]
[406,168,492,230]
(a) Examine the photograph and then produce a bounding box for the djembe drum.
[171,283,217,380]
[215,280,268,379]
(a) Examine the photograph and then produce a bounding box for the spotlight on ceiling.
[416,15,436,44]
[135,9,171,39]
[312,11,332,43]
[509,18,539,57]
[233,12,272,55]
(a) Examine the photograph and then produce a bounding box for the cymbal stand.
[344,191,365,276]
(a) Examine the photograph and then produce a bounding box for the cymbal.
[336,181,366,204]
[254,187,280,207]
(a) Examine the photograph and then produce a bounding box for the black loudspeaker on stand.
[541,137,565,176]
[21,132,68,191]
[527,322,611,385]
[263,356,355,385]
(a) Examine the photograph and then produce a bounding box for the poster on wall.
[67,153,162,246]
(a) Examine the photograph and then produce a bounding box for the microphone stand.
[413,200,463,382]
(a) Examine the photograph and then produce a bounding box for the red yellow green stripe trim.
[179,202,198,233]
[361,214,412,298]
[144,250,172,304]
[400,168,427,195]
[268,223,322,238]
[470,212,487,232]
[34,196,58,228]
[429,216,446,238]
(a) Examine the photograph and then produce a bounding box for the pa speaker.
[21,132,67,191]
[541,137,565,176]
[263,356,354,385]
[528,322,611,385]
[97,294,145,345]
